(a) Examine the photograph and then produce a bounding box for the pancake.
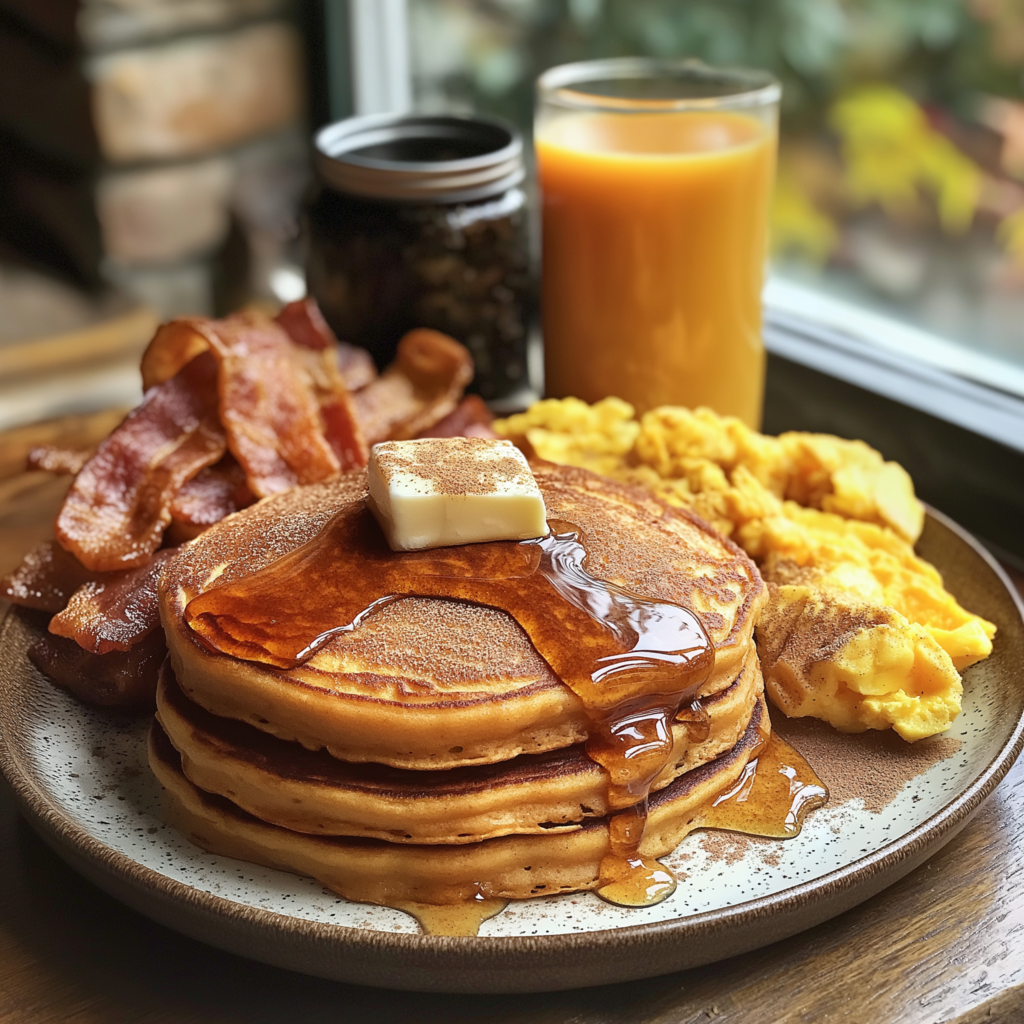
[155,650,763,844]
[149,695,769,907]
[160,464,766,769]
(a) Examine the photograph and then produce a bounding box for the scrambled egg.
[757,580,965,743]
[495,399,996,742]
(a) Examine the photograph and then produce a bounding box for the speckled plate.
[1,508,1022,994]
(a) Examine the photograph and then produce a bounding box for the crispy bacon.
[167,455,255,543]
[274,298,378,390]
[49,549,175,655]
[144,301,378,393]
[1,541,99,613]
[55,352,225,572]
[5,541,173,657]
[185,314,345,496]
[141,307,366,491]
[289,345,369,470]
[140,319,210,392]
[29,627,166,708]
[353,329,474,445]
[417,394,497,440]
[318,383,369,469]
[336,343,378,392]
[170,455,254,529]
[275,298,334,351]
[27,445,93,475]
[275,299,371,465]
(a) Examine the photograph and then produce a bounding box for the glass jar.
[306,114,532,403]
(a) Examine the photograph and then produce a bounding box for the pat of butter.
[367,438,548,551]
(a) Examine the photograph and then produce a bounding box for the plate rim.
[1,506,1023,965]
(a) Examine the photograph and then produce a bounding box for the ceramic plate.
[1,508,1022,994]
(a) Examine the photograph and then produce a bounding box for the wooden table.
[2,414,1023,1024]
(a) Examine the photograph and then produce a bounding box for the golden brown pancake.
[160,464,766,769]
[149,695,769,907]
[155,651,763,844]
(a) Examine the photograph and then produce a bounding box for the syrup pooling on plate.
[184,502,715,910]
[393,897,510,937]
[693,729,828,839]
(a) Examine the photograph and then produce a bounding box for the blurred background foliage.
[412,0,1015,128]
[409,0,1024,366]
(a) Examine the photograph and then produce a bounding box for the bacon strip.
[142,308,366,492]
[274,299,378,390]
[275,300,371,466]
[353,329,474,445]
[1,541,99,613]
[49,549,176,655]
[417,394,497,440]
[167,455,255,544]
[184,314,344,497]
[27,445,93,475]
[274,298,335,351]
[144,302,378,393]
[140,319,210,392]
[56,351,226,572]
[336,343,378,392]
[29,628,166,709]
[318,381,369,468]
[170,455,254,529]
[289,345,369,470]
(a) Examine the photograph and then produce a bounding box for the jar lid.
[314,114,525,204]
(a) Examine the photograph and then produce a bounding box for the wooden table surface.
[1,414,1023,1024]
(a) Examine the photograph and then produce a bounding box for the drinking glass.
[535,58,780,426]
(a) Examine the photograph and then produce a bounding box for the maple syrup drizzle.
[185,502,715,912]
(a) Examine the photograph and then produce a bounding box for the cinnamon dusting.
[771,711,960,812]
[373,437,532,497]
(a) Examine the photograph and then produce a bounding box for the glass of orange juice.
[536,59,779,427]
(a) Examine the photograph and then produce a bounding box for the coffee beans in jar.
[307,115,531,402]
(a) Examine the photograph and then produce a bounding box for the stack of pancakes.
[151,464,768,912]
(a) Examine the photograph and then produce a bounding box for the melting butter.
[367,437,548,551]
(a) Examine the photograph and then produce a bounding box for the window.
[334,0,1024,561]
[405,2,1024,376]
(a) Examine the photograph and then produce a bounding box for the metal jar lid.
[314,113,525,204]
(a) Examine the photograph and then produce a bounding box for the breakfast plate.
[0,507,1022,994]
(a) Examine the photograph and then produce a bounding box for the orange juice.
[537,110,776,426]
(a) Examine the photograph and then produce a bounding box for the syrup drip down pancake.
[156,652,763,844]
[150,693,825,912]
